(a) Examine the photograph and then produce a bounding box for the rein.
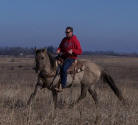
[39,70,56,78]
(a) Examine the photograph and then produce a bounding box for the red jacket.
[57,35,82,59]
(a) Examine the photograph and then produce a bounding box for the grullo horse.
[27,49,125,108]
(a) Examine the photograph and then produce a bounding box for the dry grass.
[0,56,138,125]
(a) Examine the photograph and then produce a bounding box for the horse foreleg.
[52,90,58,109]
[27,83,39,105]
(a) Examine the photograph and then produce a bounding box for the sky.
[0,0,138,52]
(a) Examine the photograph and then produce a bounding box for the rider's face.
[65,29,73,38]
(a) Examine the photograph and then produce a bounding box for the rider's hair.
[66,26,73,32]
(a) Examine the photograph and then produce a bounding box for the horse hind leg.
[88,87,98,105]
[69,83,88,108]
[76,83,88,104]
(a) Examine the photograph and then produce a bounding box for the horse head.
[35,48,49,72]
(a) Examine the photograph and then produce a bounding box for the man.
[55,26,82,91]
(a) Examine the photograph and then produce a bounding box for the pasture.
[0,55,137,125]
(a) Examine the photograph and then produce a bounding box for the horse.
[27,48,125,108]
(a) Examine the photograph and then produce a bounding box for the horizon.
[0,46,138,54]
[0,0,138,53]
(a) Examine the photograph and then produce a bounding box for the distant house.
[19,53,24,56]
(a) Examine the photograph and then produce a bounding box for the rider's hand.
[56,49,60,54]
[68,49,73,54]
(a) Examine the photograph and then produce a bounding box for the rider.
[55,26,82,91]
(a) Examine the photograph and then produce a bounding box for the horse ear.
[42,48,47,53]
[35,47,37,52]
[44,48,47,52]
[34,47,38,51]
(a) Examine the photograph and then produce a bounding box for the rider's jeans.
[60,58,75,88]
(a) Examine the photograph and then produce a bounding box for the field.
[0,55,138,125]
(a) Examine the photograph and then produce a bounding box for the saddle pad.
[67,60,85,74]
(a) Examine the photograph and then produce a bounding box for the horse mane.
[47,51,56,70]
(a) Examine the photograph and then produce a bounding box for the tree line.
[0,46,138,57]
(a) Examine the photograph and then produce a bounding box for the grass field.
[0,55,138,125]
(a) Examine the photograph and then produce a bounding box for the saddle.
[67,60,85,74]
[56,57,85,74]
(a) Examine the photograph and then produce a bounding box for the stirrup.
[55,84,63,92]
[55,87,63,92]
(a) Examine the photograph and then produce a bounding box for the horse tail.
[101,70,124,101]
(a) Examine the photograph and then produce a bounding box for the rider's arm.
[72,36,82,55]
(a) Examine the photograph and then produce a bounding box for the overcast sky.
[0,0,138,52]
